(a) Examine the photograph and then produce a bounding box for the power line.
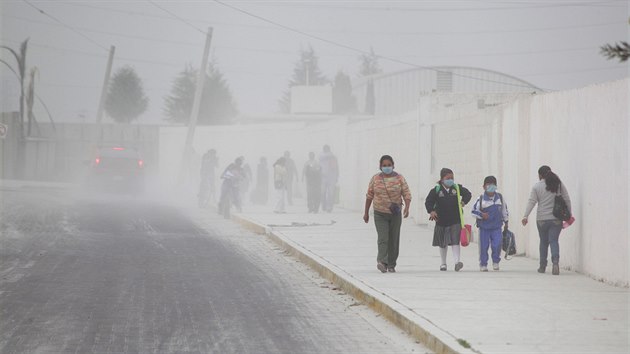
[54,1,625,37]
[21,0,108,51]
[5,15,204,47]
[0,39,289,78]
[211,0,546,90]
[146,0,207,34]
[251,0,626,12]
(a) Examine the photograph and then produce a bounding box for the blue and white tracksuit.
[472,193,509,266]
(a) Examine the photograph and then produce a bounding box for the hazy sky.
[1,0,628,124]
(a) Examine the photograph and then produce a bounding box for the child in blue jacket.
[472,176,509,271]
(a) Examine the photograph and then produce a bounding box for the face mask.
[443,179,455,187]
[381,166,393,174]
[486,184,497,193]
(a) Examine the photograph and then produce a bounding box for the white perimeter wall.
[159,79,629,286]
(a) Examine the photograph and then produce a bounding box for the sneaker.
[493,263,500,271]
[552,264,560,275]
[440,264,447,271]
[387,267,396,273]
[455,262,464,272]
[377,262,387,273]
[537,266,546,273]
[480,265,488,272]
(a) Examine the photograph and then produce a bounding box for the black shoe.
[552,264,560,275]
[440,264,447,271]
[455,262,464,272]
[387,267,396,273]
[537,266,546,273]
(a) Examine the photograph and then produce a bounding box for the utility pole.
[96,45,115,124]
[178,27,213,184]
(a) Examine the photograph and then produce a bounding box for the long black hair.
[538,165,561,193]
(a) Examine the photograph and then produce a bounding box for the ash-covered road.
[0,187,429,354]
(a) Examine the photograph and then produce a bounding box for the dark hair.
[437,168,454,184]
[538,165,561,193]
[483,175,497,185]
[440,168,453,178]
[379,155,394,167]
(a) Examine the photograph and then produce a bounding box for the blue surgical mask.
[443,179,455,187]
[382,166,393,174]
[486,184,497,193]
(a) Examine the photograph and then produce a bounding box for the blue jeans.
[479,228,502,266]
[536,219,562,267]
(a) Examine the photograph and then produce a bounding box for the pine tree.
[163,63,237,125]
[601,42,630,62]
[332,70,357,114]
[358,47,381,115]
[600,18,630,62]
[278,45,328,113]
[104,66,148,123]
[358,47,383,77]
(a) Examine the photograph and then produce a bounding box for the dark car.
[87,146,145,193]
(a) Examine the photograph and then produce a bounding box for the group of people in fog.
[364,155,571,275]
[272,145,339,214]
[198,145,339,215]
[201,149,572,276]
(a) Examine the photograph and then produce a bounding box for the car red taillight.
[138,160,144,168]
[95,157,101,165]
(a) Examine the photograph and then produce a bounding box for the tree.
[358,47,383,77]
[104,66,148,123]
[332,70,357,114]
[365,79,375,115]
[601,42,630,62]
[601,17,630,62]
[358,47,381,115]
[163,63,237,125]
[279,45,328,113]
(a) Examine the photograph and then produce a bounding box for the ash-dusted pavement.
[0,185,430,354]
[236,204,629,354]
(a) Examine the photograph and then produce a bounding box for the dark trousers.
[374,210,402,268]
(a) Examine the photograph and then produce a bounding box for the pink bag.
[460,224,472,247]
[455,185,472,247]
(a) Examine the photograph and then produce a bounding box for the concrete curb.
[233,213,479,354]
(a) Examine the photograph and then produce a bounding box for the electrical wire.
[146,0,208,34]
[57,1,625,37]
[211,0,547,90]
[21,0,108,51]
[245,0,627,12]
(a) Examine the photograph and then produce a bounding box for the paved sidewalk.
[234,205,629,354]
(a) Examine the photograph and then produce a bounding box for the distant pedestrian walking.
[283,151,298,206]
[425,168,472,272]
[303,152,322,213]
[471,176,509,272]
[250,157,269,205]
[522,165,572,275]
[319,145,339,213]
[273,157,288,213]
[198,149,218,207]
[364,155,412,273]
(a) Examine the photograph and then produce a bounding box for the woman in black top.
[425,168,472,271]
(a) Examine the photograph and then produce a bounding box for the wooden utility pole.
[96,45,115,124]
[178,27,213,184]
